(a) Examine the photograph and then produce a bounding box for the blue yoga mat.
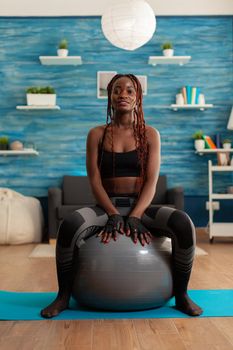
[0,289,233,321]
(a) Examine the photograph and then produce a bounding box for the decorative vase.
[163,49,174,57]
[176,93,184,105]
[198,94,205,105]
[10,141,24,151]
[194,139,205,151]
[57,49,69,57]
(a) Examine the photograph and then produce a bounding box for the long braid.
[99,73,148,195]
[128,74,148,194]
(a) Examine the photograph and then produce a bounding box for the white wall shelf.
[171,104,213,111]
[211,165,233,171]
[148,56,191,66]
[207,160,233,242]
[211,194,233,199]
[16,105,60,110]
[39,56,82,65]
[0,149,39,156]
[196,149,233,155]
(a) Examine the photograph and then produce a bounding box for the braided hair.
[99,74,148,194]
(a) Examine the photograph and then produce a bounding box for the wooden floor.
[0,229,233,350]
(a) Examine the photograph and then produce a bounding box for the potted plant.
[222,139,231,149]
[161,42,174,57]
[57,39,68,57]
[0,136,9,150]
[26,86,56,106]
[192,130,205,151]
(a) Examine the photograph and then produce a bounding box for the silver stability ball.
[72,234,173,311]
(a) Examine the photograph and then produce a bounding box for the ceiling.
[0,0,233,16]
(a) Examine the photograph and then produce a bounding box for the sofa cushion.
[63,175,168,205]
[63,176,96,205]
[57,204,95,220]
[151,175,167,204]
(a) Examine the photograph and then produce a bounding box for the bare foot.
[175,293,203,316]
[40,295,70,318]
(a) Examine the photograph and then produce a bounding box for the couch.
[48,175,184,238]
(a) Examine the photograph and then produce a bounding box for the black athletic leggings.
[56,196,196,296]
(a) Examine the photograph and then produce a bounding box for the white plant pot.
[194,139,205,151]
[163,49,174,57]
[223,143,231,149]
[27,94,56,106]
[57,49,69,57]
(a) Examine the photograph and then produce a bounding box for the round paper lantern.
[101,0,156,51]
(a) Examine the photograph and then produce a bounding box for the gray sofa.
[48,175,184,238]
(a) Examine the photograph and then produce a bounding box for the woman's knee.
[57,210,86,247]
[167,210,195,249]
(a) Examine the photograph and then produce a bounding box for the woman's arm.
[129,126,161,218]
[86,126,119,216]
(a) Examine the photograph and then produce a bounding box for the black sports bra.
[99,149,141,178]
[98,125,141,178]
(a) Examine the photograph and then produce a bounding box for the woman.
[41,74,203,318]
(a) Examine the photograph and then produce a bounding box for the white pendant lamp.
[101,0,156,51]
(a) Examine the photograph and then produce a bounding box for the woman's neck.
[112,112,134,129]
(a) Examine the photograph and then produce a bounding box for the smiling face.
[111,77,137,113]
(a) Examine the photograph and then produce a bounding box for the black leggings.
[56,197,196,296]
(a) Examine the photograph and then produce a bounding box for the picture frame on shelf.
[136,75,147,95]
[217,152,230,166]
[97,71,117,99]
[97,72,148,98]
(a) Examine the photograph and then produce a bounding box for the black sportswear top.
[99,149,141,178]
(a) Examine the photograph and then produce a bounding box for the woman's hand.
[97,214,125,243]
[125,216,152,246]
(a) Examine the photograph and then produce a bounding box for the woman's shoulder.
[87,125,108,148]
[88,124,106,138]
[145,125,160,140]
[144,126,160,151]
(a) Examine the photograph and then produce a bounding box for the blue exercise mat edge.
[0,289,233,320]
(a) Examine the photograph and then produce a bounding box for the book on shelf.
[195,87,200,104]
[181,86,187,104]
[202,135,217,149]
[215,134,222,148]
[191,87,196,105]
[180,86,200,105]
[186,86,192,104]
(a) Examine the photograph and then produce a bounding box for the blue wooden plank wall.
[0,16,232,197]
